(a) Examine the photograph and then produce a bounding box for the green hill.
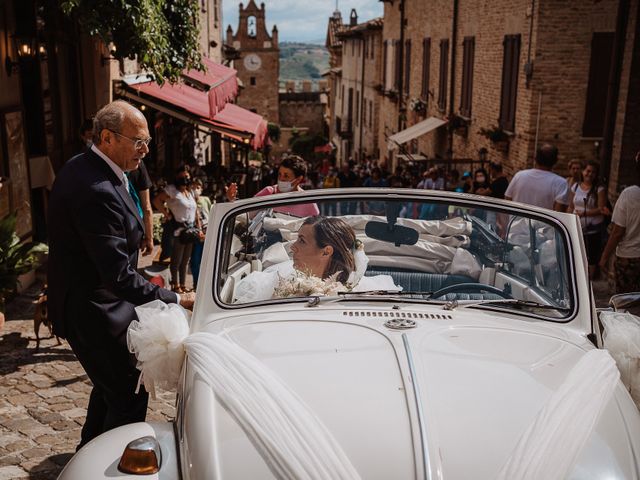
[280,42,329,82]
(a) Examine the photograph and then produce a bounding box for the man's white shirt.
[505,168,568,210]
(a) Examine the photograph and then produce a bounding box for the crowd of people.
[143,141,640,293]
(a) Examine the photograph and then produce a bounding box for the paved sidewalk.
[0,247,179,480]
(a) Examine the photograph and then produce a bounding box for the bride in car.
[233,215,398,303]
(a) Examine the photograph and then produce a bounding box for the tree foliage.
[267,122,281,142]
[61,0,203,84]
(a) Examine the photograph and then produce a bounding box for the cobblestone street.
[0,250,178,480]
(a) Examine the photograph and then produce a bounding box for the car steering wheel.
[428,283,512,300]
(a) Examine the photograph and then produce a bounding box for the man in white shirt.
[599,152,640,293]
[505,144,568,211]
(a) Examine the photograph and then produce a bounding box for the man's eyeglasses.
[108,130,152,150]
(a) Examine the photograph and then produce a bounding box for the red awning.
[121,79,267,150]
[207,103,268,150]
[183,57,238,116]
[130,81,210,118]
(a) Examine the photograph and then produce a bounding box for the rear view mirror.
[365,221,419,247]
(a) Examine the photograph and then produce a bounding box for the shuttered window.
[499,34,521,132]
[382,40,388,89]
[582,32,614,137]
[348,88,354,131]
[404,39,412,93]
[395,40,402,91]
[421,38,431,100]
[438,39,449,111]
[460,36,475,117]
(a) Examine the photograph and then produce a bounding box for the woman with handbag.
[569,160,608,280]
[153,168,202,292]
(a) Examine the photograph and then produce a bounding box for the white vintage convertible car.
[59,188,640,479]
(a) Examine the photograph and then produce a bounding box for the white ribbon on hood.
[128,300,361,480]
[496,349,619,480]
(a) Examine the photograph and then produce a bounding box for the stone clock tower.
[227,1,280,123]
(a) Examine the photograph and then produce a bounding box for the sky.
[222,0,384,43]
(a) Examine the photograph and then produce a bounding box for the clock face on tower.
[243,53,262,72]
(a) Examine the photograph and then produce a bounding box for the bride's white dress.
[233,250,401,304]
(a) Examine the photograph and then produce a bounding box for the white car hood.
[181,308,640,480]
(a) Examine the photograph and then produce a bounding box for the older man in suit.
[48,100,195,449]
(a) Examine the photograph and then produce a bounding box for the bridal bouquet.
[273,270,348,298]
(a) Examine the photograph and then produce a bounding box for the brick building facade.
[369,0,639,197]
[326,10,383,165]
[227,0,280,123]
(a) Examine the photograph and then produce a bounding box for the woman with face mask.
[153,167,202,292]
[226,155,319,217]
[472,168,491,196]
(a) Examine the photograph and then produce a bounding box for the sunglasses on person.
[108,129,152,150]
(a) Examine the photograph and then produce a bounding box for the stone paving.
[0,257,615,479]
[0,247,179,480]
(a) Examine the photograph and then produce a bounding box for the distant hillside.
[280,42,329,82]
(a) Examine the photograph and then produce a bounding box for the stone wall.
[279,92,324,135]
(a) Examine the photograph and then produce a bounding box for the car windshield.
[216,196,574,320]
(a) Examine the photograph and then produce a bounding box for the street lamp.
[478,147,488,168]
[101,44,119,67]
[4,33,36,77]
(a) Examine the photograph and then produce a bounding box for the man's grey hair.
[92,100,138,144]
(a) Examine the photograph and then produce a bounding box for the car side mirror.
[365,220,419,247]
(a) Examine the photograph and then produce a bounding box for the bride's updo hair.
[302,216,356,283]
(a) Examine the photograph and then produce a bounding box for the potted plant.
[409,98,427,116]
[0,213,48,326]
[478,125,510,152]
[450,114,470,136]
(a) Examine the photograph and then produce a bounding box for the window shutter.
[404,39,412,93]
[460,36,475,117]
[395,40,402,91]
[499,35,521,131]
[438,39,449,111]
[582,32,615,137]
[421,38,431,100]
[383,40,388,89]
[348,87,354,131]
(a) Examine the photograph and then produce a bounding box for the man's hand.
[598,258,608,276]
[141,238,154,256]
[179,292,196,309]
[225,182,238,202]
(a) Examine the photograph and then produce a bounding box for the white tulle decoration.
[496,349,619,480]
[601,310,640,408]
[347,247,369,286]
[127,300,361,480]
[127,300,190,397]
[184,332,361,480]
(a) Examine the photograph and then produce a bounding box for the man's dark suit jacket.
[48,149,176,347]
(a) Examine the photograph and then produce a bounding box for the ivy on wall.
[61,0,203,84]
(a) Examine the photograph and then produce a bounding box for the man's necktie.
[125,173,144,218]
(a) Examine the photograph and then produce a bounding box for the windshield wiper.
[445,298,571,312]
[339,290,434,297]
[305,290,437,307]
